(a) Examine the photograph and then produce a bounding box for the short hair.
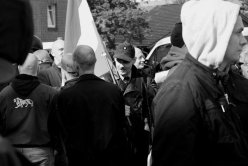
[170,22,184,48]
[73,45,96,70]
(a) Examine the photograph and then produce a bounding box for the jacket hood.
[11,74,40,96]
[160,46,187,71]
[181,0,240,68]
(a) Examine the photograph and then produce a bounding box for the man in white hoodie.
[152,0,248,166]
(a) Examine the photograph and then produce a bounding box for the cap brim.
[0,58,17,83]
[113,54,132,62]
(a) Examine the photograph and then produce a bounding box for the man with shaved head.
[0,53,58,166]
[55,45,129,166]
[73,45,96,75]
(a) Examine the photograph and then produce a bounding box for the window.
[47,4,56,28]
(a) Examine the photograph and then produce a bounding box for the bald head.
[34,50,52,63]
[19,53,38,76]
[73,45,96,75]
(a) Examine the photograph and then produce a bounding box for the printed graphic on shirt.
[13,98,34,108]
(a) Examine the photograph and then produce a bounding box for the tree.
[240,0,248,16]
[87,0,150,56]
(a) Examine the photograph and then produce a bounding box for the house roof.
[142,4,182,47]
[117,5,248,48]
[116,4,182,48]
[133,4,182,47]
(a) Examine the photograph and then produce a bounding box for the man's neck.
[79,70,94,76]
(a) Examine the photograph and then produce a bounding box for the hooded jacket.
[160,46,187,77]
[152,54,248,166]
[0,74,58,147]
[152,0,248,166]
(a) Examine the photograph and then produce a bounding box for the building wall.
[30,0,67,42]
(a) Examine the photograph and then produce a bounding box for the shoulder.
[58,83,74,97]
[100,71,114,83]
[37,69,50,81]
[102,79,121,91]
[0,85,13,97]
[38,68,49,75]
[36,83,59,94]
[91,76,121,93]
[155,69,193,100]
[38,67,55,76]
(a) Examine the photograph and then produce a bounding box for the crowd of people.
[1,0,248,166]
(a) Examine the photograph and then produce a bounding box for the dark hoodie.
[160,46,187,77]
[0,74,58,147]
[11,74,40,96]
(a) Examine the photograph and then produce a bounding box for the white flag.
[64,0,113,77]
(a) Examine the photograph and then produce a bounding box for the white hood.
[181,0,241,68]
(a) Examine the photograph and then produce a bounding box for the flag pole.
[102,53,117,85]
[98,37,118,85]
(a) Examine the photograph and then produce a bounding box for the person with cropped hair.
[54,45,129,166]
[0,54,58,166]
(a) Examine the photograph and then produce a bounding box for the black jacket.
[102,66,157,126]
[56,74,128,166]
[227,68,248,139]
[152,54,248,166]
[38,63,61,87]
[102,66,157,166]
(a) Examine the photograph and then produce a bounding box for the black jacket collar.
[77,74,102,83]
